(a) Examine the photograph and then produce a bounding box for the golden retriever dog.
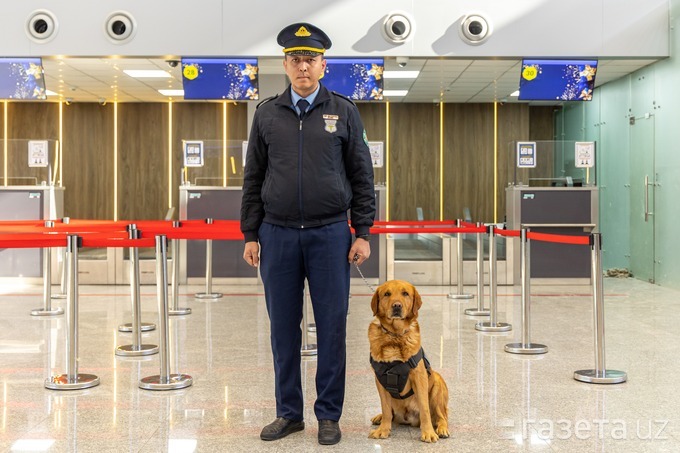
[368,280,449,443]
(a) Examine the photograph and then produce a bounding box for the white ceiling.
[40,56,659,104]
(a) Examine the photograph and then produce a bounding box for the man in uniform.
[240,22,375,445]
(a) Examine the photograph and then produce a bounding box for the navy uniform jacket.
[240,83,375,242]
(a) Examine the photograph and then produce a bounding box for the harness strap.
[370,347,431,400]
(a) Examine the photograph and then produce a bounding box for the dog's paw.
[420,429,439,443]
[369,427,391,439]
[436,425,450,438]
[370,414,383,425]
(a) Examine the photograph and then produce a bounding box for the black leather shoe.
[318,420,341,445]
[260,417,304,441]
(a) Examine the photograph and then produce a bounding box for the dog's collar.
[380,323,409,337]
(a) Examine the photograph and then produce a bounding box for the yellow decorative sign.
[183,64,199,80]
[295,26,311,37]
[522,65,538,81]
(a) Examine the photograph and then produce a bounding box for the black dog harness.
[370,347,431,399]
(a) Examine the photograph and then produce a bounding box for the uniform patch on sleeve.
[363,129,369,146]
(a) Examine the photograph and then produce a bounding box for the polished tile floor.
[1,277,679,452]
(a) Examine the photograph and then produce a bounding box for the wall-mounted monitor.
[181,58,259,100]
[518,59,597,101]
[0,58,47,100]
[322,58,384,101]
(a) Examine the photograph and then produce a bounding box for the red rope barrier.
[81,237,156,248]
[373,220,458,226]
[0,235,67,248]
[0,218,593,248]
[494,228,521,238]
[528,231,591,245]
[369,226,487,235]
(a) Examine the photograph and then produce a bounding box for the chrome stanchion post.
[139,235,193,390]
[448,219,473,300]
[45,235,100,390]
[52,217,69,300]
[574,233,627,384]
[170,221,191,315]
[301,282,317,356]
[119,225,156,333]
[32,221,64,316]
[476,225,511,332]
[195,218,223,300]
[465,222,490,316]
[116,226,159,357]
[505,227,547,354]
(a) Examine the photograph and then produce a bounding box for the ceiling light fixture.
[158,89,184,96]
[383,71,420,79]
[124,70,171,78]
[383,90,408,97]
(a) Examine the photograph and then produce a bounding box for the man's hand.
[243,241,260,267]
[348,237,371,265]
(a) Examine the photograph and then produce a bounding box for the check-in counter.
[506,185,598,284]
[179,186,258,284]
[386,226,512,287]
[0,185,64,281]
[387,233,452,285]
[177,185,387,285]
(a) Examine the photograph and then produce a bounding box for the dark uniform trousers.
[258,220,351,422]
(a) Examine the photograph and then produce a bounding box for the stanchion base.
[505,342,548,354]
[169,307,192,316]
[301,345,318,356]
[45,373,100,390]
[195,293,223,300]
[139,373,193,390]
[307,323,316,333]
[475,321,512,332]
[118,322,156,332]
[574,369,627,384]
[51,294,67,300]
[464,308,490,316]
[115,344,159,357]
[30,307,64,316]
[448,293,474,300]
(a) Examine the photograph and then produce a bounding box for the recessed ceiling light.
[158,89,184,96]
[383,90,408,97]
[383,70,420,79]
[124,69,171,78]
[510,90,520,97]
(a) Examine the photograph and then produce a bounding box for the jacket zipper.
[298,116,304,228]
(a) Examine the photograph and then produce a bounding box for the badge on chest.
[323,114,339,133]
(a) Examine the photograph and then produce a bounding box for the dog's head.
[370,279,422,321]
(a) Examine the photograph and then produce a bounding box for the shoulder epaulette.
[256,94,279,109]
[331,91,357,107]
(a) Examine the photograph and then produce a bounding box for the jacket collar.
[275,83,331,109]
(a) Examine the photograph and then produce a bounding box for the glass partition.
[2,139,60,186]
[181,139,244,187]
[508,140,597,187]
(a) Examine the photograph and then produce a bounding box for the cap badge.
[295,26,312,37]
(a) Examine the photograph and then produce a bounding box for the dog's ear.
[371,288,380,316]
[410,284,423,317]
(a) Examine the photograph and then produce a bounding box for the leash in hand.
[353,254,375,293]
